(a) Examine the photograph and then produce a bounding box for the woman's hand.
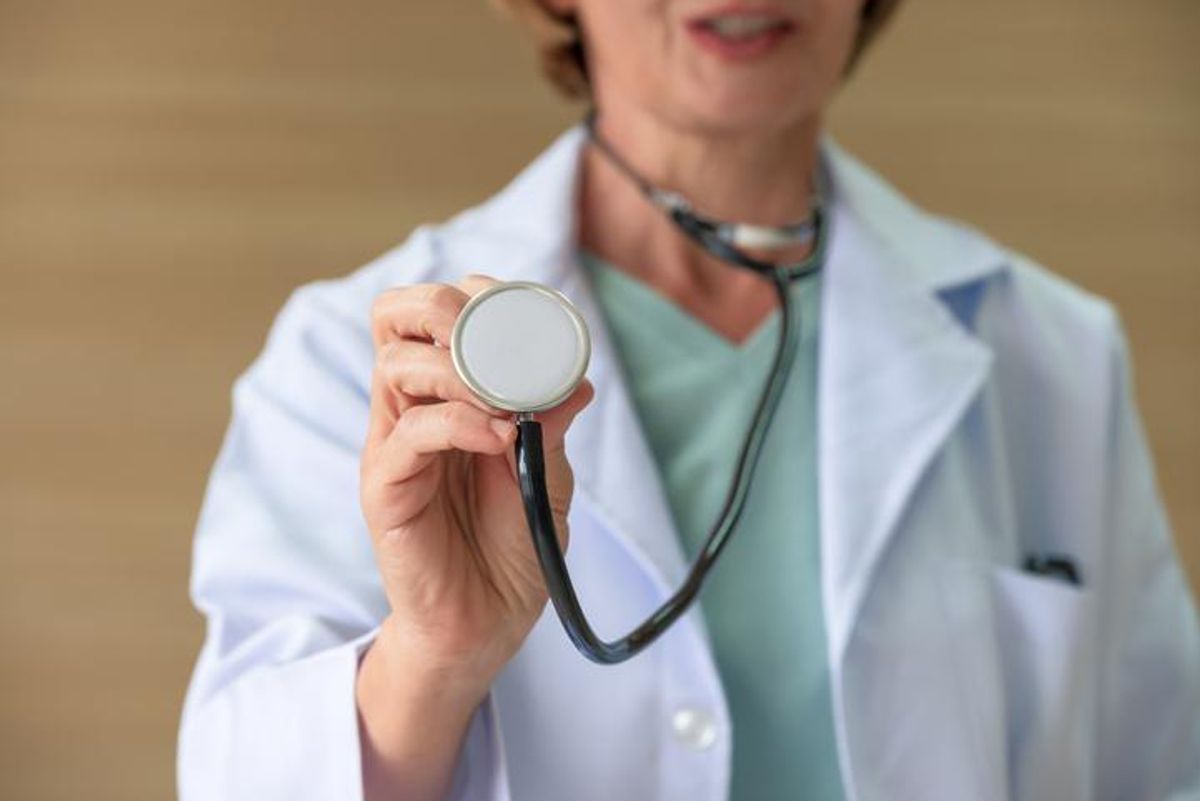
[355,274,593,801]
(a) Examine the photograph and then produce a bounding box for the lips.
[685,5,797,61]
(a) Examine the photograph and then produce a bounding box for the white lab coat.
[178,125,1200,801]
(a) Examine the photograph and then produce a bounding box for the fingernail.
[490,418,514,439]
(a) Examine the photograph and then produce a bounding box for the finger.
[534,379,596,454]
[366,277,504,447]
[370,283,470,348]
[378,338,505,415]
[366,367,401,449]
[382,401,516,484]
[366,338,427,449]
[458,273,501,297]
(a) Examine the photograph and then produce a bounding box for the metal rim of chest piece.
[450,280,592,415]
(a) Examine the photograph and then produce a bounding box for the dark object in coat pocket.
[1022,553,1082,587]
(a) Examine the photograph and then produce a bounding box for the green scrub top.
[580,249,845,801]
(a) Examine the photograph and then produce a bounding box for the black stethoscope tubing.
[513,114,829,664]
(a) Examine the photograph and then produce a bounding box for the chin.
[672,78,823,137]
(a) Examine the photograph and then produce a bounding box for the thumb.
[537,379,596,456]
[496,378,594,483]
[541,380,594,522]
[496,379,594,490]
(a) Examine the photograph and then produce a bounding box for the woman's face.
[557,0,862,135]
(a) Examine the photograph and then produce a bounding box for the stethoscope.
[450,113,830,664]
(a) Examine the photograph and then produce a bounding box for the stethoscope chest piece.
[451,281,591,414]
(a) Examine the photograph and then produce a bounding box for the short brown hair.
[491,0,903,99]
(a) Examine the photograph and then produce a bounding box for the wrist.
[360,616,493,717]
[356,618,491,801]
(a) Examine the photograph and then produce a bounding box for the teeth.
[706,15,781,38]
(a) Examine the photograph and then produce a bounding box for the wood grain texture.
[1,0,1196,797]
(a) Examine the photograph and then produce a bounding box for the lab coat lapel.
[817,148,998,664]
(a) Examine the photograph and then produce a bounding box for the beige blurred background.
[1,0,1196,797]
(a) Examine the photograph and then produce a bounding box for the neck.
[576,99,823,307]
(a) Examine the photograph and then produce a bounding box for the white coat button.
[671,707,717,750]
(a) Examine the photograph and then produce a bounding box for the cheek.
[818,0,864,74]
[582,0,674,86]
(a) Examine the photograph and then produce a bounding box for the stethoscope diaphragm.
[450,281,591,414]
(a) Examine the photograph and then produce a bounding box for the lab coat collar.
[470,124,1007,659]
[474,126,1006,294]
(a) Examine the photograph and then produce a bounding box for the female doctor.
[178,1,1200,799]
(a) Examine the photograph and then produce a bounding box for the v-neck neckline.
[579,250,818,359]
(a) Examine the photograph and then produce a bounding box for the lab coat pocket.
[990,565,1097,801]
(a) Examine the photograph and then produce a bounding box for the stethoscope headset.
[450,111,829,664]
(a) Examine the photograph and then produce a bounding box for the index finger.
[458,273,501,297]
[370,283,469,348]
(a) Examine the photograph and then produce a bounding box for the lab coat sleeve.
[1094,314,1200,801]
[177,274,513,801]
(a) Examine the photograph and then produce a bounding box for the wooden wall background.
[1,0,1196,797]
